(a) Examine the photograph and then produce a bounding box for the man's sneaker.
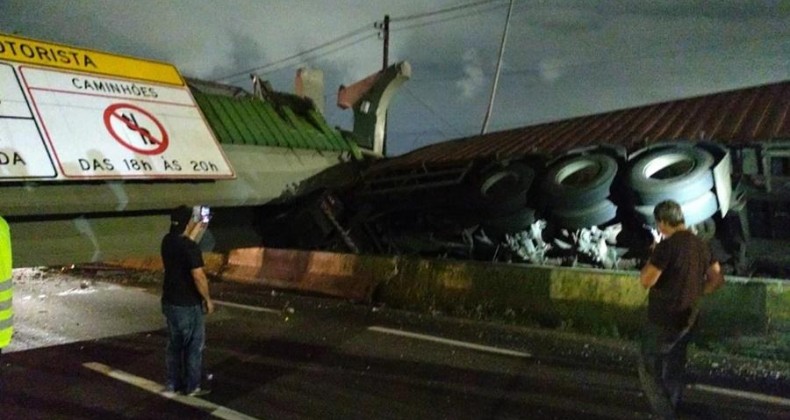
[186,387,210,397]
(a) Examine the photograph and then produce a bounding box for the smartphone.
[192,205,211,223]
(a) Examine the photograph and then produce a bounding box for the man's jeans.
[638,317,696,419]
[162,303,205,392]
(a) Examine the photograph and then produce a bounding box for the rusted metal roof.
[374,80,790,172]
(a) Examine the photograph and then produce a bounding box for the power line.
[392,2,507,33]
[401,84,463,138]
[481,0,514,135]
[390,0,504,23]
[253,32,379,80]
[212,1,508,84]
[213,23,375,83]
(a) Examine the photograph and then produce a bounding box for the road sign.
[0,63,57,179]
[104,103,170,155]
[22,66,234,179]
[0,32,182,86]
[0,32,234,181]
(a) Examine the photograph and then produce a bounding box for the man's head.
[170,205,192,233]
[653,200,685,234]
[171,205,211,241]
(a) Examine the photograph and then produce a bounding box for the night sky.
[2,0,788,155]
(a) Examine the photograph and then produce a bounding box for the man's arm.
[703,261,724,294]
[191,267,214,314]
[640,262,662,289]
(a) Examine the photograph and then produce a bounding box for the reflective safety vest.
[0,216,12,348]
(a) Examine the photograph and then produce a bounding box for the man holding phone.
[638,200,724,418]
[160,205,214,396]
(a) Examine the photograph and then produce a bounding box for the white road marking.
[56,288,98,296]
[689,383,790,407]
[83,362,260,420]
[369,326,531,358]
[214,300,281,314]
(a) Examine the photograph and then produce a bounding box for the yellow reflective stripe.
[0,216,13,348]
[0,326,12,347]
[0,216,10,281]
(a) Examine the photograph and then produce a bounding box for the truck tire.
[553,199,618,230]
[482,207,536,240]
[635,191,718,226]
[541,154,618,206]
[628,146,714,205]
[478,162,534,217]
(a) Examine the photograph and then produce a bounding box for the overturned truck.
[259,81,790,279]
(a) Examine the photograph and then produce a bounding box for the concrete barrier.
[376,258,648,337]
[109,252,225,277]
[375,257,790,339]
[218,247,397,302]
[117,247,790,340]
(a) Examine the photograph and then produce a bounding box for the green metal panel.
[204,95,246,144]
[263,102,301,148]
[220,97,258,145]
[260,102,301,148]
[192,89,352,152]
[283,107,319,149]
[193,93,232,143]
[308,109,344,151]
[237,100,275,146]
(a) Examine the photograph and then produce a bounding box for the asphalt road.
[2,268,788,419]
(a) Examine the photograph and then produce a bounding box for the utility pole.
[481,0,514,135]
[382,14,390,70]
[377,14,391,155]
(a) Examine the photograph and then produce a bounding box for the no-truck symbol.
[103,103,169,155]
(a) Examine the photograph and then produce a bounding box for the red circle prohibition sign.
[103,103,169,155]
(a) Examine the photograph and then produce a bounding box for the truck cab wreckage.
[265,80,790,280]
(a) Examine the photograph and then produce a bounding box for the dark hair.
[653,200,685,227]
[170,205,192,233]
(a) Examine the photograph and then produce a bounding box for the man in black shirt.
[161,205,214,396]
[639,200,724,419]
